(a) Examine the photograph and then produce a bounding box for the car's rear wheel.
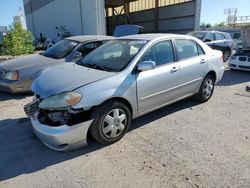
[195,74,215,102]
[223,50,231,62]
[90,100,131,145]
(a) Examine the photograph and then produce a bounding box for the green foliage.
[1,23,34,56]
[214,22,226,27]
[55,25,71,39]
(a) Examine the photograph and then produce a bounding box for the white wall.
[81,0,106,35]
[25,0,106,39]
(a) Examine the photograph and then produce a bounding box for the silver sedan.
[24,34,224,151]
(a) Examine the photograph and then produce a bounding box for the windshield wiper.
[43,53,57,59]
[83,63,113,72]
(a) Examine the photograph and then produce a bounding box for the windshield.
[43,39,79,59]
[77,39,147,72]
[189,32,206,40]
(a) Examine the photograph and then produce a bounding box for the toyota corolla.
[24,34,224,151]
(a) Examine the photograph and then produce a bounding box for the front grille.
[239,65,250,70]
[0,70,4,80]
[230,64,236,67]
[239,56,247,61]
[24,99,40,117]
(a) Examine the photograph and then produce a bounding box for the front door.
[136,40,180,114]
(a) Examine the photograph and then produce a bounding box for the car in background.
[0,35,115,93]
[24,34,224,151]
[228,26,250,71]
[188,31,233,62]
[217,28,242,50]
[229,51,250,71]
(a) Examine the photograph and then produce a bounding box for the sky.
[0,0,24,27]
[200,0,250,25]
[0,0,249,27]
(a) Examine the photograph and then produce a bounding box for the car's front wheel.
[195,74,215,102]
[90,100,131,145]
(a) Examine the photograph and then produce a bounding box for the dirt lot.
[0,69,250,188]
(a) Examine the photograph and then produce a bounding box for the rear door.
[136,40,180,113]
[174,39,207,96]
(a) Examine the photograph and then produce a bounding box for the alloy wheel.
[101,109,127,139]
[202,79,214,99]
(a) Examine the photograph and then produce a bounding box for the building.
[0,26,7,44]
[23,0,201,40]
[13,7,26,29]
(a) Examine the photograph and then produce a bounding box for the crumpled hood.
[0,54,60,71]
[32,63,116,98]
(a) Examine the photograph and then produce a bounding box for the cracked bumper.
[31,117,93,151]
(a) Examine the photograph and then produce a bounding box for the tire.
[223,50,230,62]
[90,100,131,145]
[195,74,215,103]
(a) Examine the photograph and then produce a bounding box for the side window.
[101,40,111,45]
[197,44,205,55]
[204,33,214,41]
[215,33,225,40]
[175,39,200,60]
[233,33,241,40]
[78,42,102,56]
[140,40,174,66]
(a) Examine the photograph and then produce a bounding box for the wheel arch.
[206,70,217,81]
[96,97,134,117]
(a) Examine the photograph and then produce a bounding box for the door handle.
[171,66,179,72]
[201,59,206,64]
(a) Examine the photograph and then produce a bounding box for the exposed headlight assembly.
[4,70,19,80]
[39,92,82,110]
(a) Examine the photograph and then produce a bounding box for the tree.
[1,22,34,56]
[214,22,226,28]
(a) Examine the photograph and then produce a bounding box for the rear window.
[188,32,206,40]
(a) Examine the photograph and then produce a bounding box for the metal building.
[23,0,106,39]
[23,0,201,39]
[106,0,201,35]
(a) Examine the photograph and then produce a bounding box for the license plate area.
[24,99,40,117]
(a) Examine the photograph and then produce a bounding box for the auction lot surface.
[0,70,250,188]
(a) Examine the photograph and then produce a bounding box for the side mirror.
[73,51,82,58]
[137,61,156,71]
[204,39,212,42]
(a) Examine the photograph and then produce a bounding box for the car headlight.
[230,55,236,60]
[4,70,19,80]
[39,92,82,110]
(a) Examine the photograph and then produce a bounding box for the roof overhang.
[105,0,138,8]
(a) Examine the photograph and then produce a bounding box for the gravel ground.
[0,69,250,188]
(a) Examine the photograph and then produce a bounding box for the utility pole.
[224,8,238,27]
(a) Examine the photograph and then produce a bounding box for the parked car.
[229,51,250,71]
[228,26,250,71]
[217,28,242,50]
[188,31,233,62]
[0,35,115,93]
[24,34,224,151]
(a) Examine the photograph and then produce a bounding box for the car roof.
[190,30,229,35]
[118,33,188,41]
[66,35,116,42]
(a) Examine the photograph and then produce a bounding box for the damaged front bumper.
[31,116,93,151]
[24,99,94,151]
